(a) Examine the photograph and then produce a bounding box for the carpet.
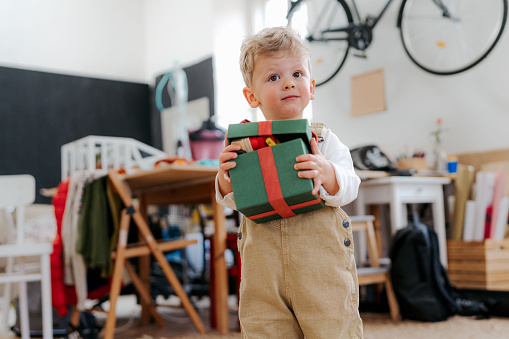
[135,312,509,339]
[136,334,240,339]
[362,312,509,339]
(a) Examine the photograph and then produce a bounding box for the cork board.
[351,68,386,116]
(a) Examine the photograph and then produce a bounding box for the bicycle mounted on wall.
[287,0,508,86]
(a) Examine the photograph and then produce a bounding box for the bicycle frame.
[289,0,450,51]
[288,0,506,84]
[346,0,396,51]
[348,0,394,29]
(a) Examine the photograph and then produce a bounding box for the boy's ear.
[243,87,260,108]
[310,79,316,100]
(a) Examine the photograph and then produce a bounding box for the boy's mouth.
[282,95,299,101]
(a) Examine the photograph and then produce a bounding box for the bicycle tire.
[287,0,353,86]
[399,0,507,75]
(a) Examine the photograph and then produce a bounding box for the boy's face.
[243,52,315,121]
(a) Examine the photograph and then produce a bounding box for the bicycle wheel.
[287,0,353,86]
[400,0,507,75]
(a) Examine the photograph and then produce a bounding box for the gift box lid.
[227,119,312,152]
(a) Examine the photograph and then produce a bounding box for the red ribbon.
[258,120,273,136]
[255,120,295,219]
[258,147,296,219]
[246,196,322,221]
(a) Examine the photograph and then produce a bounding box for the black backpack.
[389,212,488,322]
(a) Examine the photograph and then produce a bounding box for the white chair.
[0,175,53,339]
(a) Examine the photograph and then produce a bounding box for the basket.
[447,239,509,291]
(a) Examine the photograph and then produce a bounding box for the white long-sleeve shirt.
[216,125,360,210]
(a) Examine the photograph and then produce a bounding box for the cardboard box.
[228,120,325,223]
[447,239,509,291]
[396,157,428,171]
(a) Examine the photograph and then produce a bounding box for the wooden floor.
[75,294,239,339]
[97,295,240,338]
[0,294,240,339]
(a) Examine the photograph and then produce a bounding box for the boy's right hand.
[217,135,240,197]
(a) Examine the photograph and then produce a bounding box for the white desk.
[353,176,451,266]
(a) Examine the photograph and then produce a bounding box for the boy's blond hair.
[240,26,310,87]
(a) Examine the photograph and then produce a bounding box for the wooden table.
[353,176,451,266]
[107,165,229,335]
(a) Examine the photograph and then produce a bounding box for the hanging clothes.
[52,170,130,312]
[51,178,71,317]
[76,176,113,276]
[61,171,90,311]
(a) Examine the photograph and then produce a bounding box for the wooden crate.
[447,239,509,291]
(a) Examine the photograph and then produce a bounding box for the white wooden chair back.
[0,174,53,339]
[61,135,168,180]
[0,175,35,245]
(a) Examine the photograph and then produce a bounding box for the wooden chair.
[100,170,206,339]
[0,175,53,339]
[351,215,400,321]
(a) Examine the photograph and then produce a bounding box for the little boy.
[216,26,363,338]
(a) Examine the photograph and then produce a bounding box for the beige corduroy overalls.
[237,205,363,339]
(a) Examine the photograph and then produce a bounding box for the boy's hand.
[294,138,339,196]
[217,135,241,197]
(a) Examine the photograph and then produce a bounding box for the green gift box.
[227,119,325,224]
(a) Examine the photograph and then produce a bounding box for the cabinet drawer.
[398,184,439,199]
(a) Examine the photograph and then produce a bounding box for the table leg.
[211,192,229,333]
[389,197,406,233]
[431,199,448,267]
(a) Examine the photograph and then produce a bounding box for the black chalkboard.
[0,66,151,203]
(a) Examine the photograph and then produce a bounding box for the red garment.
[51,178,70,316]
[52,178,117,316]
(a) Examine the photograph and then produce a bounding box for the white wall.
[212,0,252,128]
[144,0,214,82]
[311,1,509,165]
[0,0,146,83]
[0,0,216,84]
[1,0,508,163]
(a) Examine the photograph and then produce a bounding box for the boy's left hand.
[294,138,339,196]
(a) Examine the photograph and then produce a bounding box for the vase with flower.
[431,118,448,172]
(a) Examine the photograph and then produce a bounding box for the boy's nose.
[284,81,295,90]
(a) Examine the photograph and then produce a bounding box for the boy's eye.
[269,75,280,81]
[293,71,303,78]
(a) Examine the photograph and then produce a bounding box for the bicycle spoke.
[454,22,476,64]
[287,0,353,85]
[400,0,507,75]
[308,1,334,37]
[403,19,448,44]
[432,48,446,69]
